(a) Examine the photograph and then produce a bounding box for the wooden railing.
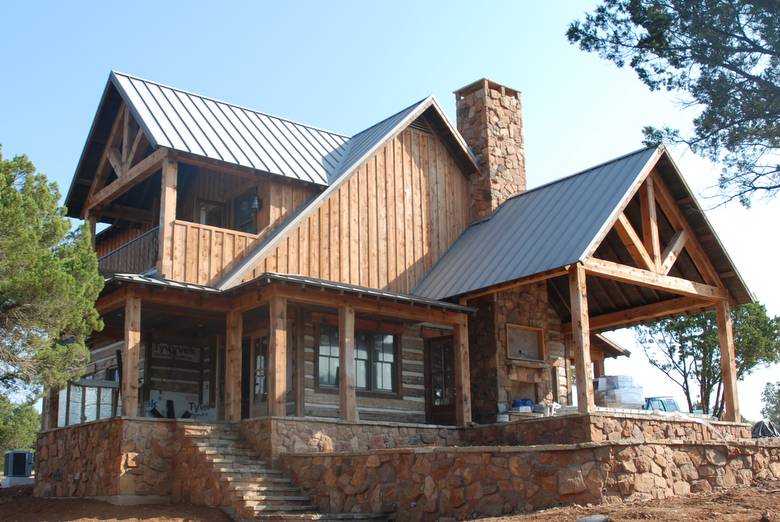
[166,220,260,285]
[98,226,159,276]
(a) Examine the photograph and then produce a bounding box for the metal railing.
[98,226,159,276]
[57,379,120,427]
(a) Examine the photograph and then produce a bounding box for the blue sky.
[1,1,778,419]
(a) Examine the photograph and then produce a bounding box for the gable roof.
[413,147,660,299]
[216,96,479,289]
[413,146,753,305]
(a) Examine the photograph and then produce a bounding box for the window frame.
[505,323,546,362]
[314,323,401,398]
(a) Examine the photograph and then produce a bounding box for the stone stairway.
[179,423,388,522]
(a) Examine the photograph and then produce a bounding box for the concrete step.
[252,513,388,521]
[217,467,283,476]
[223,476,295,485]
[229,484,301,493]
[239,493,310,502]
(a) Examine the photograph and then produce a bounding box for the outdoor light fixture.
[251,195,262,212]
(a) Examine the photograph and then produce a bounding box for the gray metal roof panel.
[413,147,659,299]
[111,71,349,186]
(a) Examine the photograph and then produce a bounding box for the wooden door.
[426,336,456,425]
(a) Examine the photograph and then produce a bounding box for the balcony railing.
[98,226,159,276]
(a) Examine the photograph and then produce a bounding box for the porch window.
[318,326,340,387]
[317,325,397,393]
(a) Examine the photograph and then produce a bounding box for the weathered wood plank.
[453,322,471,427]
[269,295,288,417]
[122,295,142,417]
[568,264,594,414]
[338,305,357,422]
[716,301,740,422]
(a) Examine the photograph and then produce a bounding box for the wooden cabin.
[45,72,752,433]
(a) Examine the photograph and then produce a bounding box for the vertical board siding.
[95,224,153,258]
[244,128,471,293]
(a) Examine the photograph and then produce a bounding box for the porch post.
[225,310,242,421]
[268,296,288,417]
[716,301,740,421]
[157,155,177,279]
[294,307,305,417]
[122,295,142,416]
[338,305,358,422]
[568,264,595,413]
[453,321,472,427]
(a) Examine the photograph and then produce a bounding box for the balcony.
[98,226,159,276]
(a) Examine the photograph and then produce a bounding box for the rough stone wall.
[34,418,178,499]
[467,295,499,423]
[281,440,780,521]
[34,419,123,497]
[240,416,460,461]
[494,282,567,407]
[455,79,525,221]
[589,413,752,443]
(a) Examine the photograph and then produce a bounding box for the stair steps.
[179,423,389,521]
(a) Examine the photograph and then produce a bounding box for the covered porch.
[44,273,473,431]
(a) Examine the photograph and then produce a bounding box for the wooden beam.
[640,177,661,270]
[44,388,59,430]
[121,106,130,165]
[716,301,740,422]
[224,310,242,421]
[97,284,231,314]
[565,296,711,333]
[614,212,655,271]
[83,103,127,216]
[97,203,155,224]
[459,267,568,302]
[651,173,722,286]
[661,230,688,275]
[126,128,145,172]
[582,257,727,301]
[568,264,594,413]
[258,284,468,327]
[157,156,178,278]
[108,147,123,178]
[453,322,472,426]
[295,306,305,417]
[87,147,167,211]
[122,295,141,417]
[338,305,358,422]
[268,296,288,417]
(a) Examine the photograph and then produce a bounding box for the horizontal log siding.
[303,319,427,423]
[243,128,471,293]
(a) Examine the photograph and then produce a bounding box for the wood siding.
[96,224,155,258]
[244,128,471,293]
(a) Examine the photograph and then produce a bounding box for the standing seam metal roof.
[412,147,660,300]
[112,71,350,186]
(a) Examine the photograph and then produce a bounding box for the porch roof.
[102,272,474,315]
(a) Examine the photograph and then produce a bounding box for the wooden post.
[225,310,242,421]
[122,295,142,417]
[294,307,305,417]
[269,296,288,417]
[157,156,177,279]
[338,305,358,422]
[85,211,97,248]
[453,322,472,427]
[568,264,595,413]
[43,389,59,430]
[593,355,606,379]
[716,301,740,422]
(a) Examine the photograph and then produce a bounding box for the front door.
[426,336,455,425]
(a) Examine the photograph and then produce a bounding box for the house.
[35,73,759,519]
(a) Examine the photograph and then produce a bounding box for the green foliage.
[0,394,40,452]
[568,0,780,206]
[0,145,103,396]
[635,303,780,416]
[762,381,780,424]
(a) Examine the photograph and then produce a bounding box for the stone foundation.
[281,439,780,521]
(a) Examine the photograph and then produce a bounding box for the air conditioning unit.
[2,451,34,487]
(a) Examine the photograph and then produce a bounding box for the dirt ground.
[0,481,778,521]
[482,480,780,522]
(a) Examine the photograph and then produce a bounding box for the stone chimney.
[455,79,526,221]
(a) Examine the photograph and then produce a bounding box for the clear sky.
[1,1,777,419]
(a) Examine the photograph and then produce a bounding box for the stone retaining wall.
[239,416,460,460]
[35,418,179,499]
[588,412,751,442]
[280,439,780,521]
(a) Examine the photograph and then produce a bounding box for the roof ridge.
[110,70,351,139]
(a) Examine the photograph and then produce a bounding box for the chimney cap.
[454,78,521,98]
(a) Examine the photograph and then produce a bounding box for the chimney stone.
[455,79,526,221]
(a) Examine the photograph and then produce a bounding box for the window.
[198,200,225,227]
[233,191,259,234]
[318,325,397,393]
[318,326,340,387]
